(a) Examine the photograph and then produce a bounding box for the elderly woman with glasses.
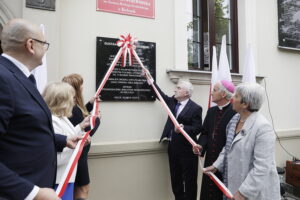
[204,83,280,200]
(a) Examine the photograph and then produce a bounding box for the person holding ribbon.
[62,74,100,200]
[43,82,91,200]
[143,69,202,200]
[0,19,82,200]
[204,83,280,200]
[193,80,236,200]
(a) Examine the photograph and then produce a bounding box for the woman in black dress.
[62,74,100,200]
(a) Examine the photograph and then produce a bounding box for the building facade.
[0,0,300,199]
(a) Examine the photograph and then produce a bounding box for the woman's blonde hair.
[43,82,75,117]
[62,74,89,116]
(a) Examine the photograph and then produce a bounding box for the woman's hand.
[203,165,217,174]
[80,115,91,130]
[89,95,101,104]
[95,111,101,119]
[233,191,246,200]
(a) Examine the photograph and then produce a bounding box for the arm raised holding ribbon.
[141,68,202,200]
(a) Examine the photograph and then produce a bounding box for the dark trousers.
[168,146,198,200]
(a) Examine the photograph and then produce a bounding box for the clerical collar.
[218,102,230,110]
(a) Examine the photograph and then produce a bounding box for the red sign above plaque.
[97,0,155,19]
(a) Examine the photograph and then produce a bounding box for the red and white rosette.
[116,34,137,67]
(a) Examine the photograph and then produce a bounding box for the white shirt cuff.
[25,186,39,200]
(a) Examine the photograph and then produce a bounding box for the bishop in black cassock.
[194,80,236,200]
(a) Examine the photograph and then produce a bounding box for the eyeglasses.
[31,38,50,50]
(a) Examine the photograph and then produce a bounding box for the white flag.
[218,35,232,81]
[32,24,48,94]
[208,46,218,107]
[242,44,256,83]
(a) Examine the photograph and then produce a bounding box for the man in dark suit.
[144,70,202,200]
[0,19,81,200]
[193,80,236,200]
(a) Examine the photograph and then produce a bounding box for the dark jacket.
[0,56,66,199]
[154,83,202,155]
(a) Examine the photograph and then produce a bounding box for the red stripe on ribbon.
[131,45,234,199]
[131,49,197,147]
[56,130,92,197]
[57,34,136,197]
[117,34,136,67]
[208,84,212,108]
[56,33,232,199]
[207,172,234,199]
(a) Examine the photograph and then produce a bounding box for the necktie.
[169,102,181,141]
[174,102,181,117]
[28,74,37,87]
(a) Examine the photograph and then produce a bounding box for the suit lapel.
[15,73,52,119]
[1,57,52,123]
[230,112,257,150]
[177,99,192,118]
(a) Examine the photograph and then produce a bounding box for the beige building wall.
[0,0,299,199]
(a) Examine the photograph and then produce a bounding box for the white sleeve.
[24,186,39,200]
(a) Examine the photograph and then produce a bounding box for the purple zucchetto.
[220,80,235,93]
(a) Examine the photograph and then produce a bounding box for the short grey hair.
[178,79,193,97]
[217,81,233,100]
[235,83,265,112]
[1,19,40,52]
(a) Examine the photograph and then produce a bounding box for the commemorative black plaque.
[278,0,300,50]
[96,37,156,101]
[26,0,56,11]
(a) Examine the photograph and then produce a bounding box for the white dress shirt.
[176,98,189,118]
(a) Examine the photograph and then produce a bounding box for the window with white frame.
[186,0,239,73]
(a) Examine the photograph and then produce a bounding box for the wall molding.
[276,129,300,141]
[0,2,14,25]
[88,129,300,158]
[89,140,167,159]
[166,69,265,85]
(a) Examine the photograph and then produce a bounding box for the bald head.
[1,19,42,53]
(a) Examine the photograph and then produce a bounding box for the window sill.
[166,69,264,85]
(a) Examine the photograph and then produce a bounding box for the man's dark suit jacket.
[155,83,202,155]
[0,56,66,199]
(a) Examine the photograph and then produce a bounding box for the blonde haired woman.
[43,82,90,200]
[62,74,100,200]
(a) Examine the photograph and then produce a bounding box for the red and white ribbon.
[131,49,197,146]
[207,172,233,199]
[199,159,233,199]
[56,33,232,199]
[132,39,233,199]
[56,34,135,196]
[55,130,92,197]
[90,34,137,128]
[116,34,137,67]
